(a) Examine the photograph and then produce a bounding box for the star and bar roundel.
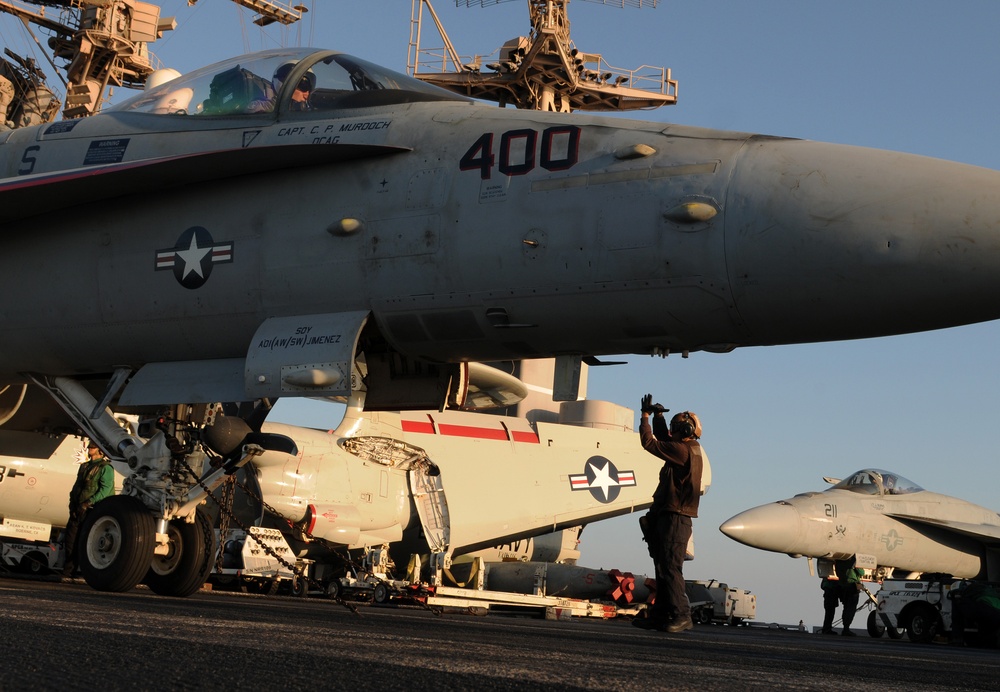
[568,456,636,503]
[155,226,234,290]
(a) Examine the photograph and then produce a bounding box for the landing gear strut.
[30,374,264,596]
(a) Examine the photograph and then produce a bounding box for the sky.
[3,0,1000,627]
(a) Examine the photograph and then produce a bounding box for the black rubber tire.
[145,508,214,597]
[291,573,309,598]
[695,608,712,625]
[79,496,156,592]
[867,610,885,638]
[886,621,904,640]
[22,551,49,575]
[906,603,940,643]
[325,580,341,600]
[373,582,390,604]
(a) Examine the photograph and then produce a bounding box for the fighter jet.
[1,45,999,595]
[719,469,1000,581]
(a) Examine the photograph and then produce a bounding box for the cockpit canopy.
[110,48,467,116]
[831,468,923,496]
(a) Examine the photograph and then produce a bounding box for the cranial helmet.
[273,61,316,92]
[670,411,702,439]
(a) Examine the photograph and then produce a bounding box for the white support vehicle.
[1,538,62,575]
[686,579,756,625]
[874,579,957,643]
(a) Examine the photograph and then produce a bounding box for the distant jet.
[719,469,1000,581]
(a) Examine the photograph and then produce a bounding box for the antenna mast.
[409,0,676,112]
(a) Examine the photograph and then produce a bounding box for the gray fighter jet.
[1,46,1000,594]
[720,469,1000,581]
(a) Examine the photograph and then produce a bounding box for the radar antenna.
[408,0,676,112]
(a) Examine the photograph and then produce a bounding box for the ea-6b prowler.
[1,47,1000,594]
[0,385,707,596]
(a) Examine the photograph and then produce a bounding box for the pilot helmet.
[669,411,702,440]
[273,61,316,93]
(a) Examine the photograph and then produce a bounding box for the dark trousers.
[953,599,1000,643]
[822,591,840,630]
[841,587,860,629]
[62,508,85,573]
[649,512,692,624]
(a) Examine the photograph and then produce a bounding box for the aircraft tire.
[79,496,156,593]
[905,603,940,644]
[145,508,214,598]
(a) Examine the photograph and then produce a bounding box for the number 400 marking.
[460,125,581,180]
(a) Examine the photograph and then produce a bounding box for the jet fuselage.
[2,48,1000,397]
[720,469,1000,579]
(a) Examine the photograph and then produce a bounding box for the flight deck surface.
[1,576,995,690]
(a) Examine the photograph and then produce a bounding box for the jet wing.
[888,513,1000,544]
[0,143,411,222]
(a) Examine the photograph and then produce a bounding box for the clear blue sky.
[4,0,999,626]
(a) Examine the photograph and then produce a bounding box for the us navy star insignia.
[880,529,903,551]
[155,226,234,289]
[568,456,636,503]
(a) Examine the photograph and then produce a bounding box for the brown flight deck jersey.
[639,418,703,518]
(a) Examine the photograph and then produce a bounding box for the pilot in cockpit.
[287,70,315,112]
[247,62,315,114]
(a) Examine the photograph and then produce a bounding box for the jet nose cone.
[728,138,1000,343]
[720,502,801,553]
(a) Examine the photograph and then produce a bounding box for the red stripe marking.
[401,417,539,443]
[401,419,435,434]
[510,429,540,444]
[437,423,509,441]
[306,504,317,534]
[0,152,206,192]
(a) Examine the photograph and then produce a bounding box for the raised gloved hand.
[640,394,668,414]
